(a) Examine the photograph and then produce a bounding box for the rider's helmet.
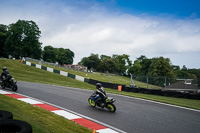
[96,83,102,89]
[3,67,7,71]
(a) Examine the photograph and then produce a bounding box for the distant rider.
[95,83,107,107]
[1,67,12,85]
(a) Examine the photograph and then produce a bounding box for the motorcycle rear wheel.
[106,103,116,113]
[12,83,18,91]
[88,98,96,107]
[1,83,5,89]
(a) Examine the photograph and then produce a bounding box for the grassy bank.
[0,59,95,89]
[0,94,92,133]
[30,60,161,89]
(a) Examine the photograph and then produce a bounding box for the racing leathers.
[95,87,107,107]
[1,69,12,84]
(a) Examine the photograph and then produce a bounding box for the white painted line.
[18,98,43,104]
[97,128,120,133]
[0,90,12,94]
[52,110,82,120]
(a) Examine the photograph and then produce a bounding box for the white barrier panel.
[60,71,68,76]
[26,61,31,66]
[76,75,85,82]
[36,64,42,69]
[47,67,53,73]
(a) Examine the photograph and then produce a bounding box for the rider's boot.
[100,102,104,108]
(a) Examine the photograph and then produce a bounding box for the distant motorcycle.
[88,92,116,112]
[0,78,18,91]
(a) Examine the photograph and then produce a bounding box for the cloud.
[41,12,200,65]
[0,0,200,68]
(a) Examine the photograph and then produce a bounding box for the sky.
[0,0,200,68]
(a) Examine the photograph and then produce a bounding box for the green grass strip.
[0,95,92,133]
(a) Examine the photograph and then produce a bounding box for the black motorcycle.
[0,78,18,91]
[88,92,116,112]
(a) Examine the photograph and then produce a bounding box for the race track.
[14,81,200,133]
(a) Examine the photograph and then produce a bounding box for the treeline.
[43,45,74,65]
[1,20,200,86]
[0,20,74,65]
[78,54,200,86]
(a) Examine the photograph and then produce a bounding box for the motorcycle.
[88,92,116,113]
[0,78,18,91]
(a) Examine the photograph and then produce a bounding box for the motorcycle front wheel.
[88,98,96,107]
[106,103,116,113]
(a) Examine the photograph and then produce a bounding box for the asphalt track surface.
[14,81,200,133]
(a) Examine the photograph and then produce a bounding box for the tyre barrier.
[0,110,32,133]
[0,110,13,120]
[0,119,32,133]
[124,87,200,100]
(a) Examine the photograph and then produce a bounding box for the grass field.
[0,58,200,132]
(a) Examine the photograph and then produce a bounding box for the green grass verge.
[0,59,95,89]
[0,95,92,133]
[0,59,200,132]
[29,61,161,89]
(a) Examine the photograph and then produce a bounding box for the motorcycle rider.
[95,83,107,107]
[1,67,12,86]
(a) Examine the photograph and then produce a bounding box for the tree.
[112,54,132,75]
[175,70,191,78]
[128,59,142,75]
[42,46,74,65]
[100,55,111,60]
[174,65,191,79]
[54,48,74,65]
[137,55,152,75]
[78,57,90,67]
[188,69,200,76]
[0,24,8,57]
[181,65,188,71]
[172,65,180,71]
[148,57,175,87]
[5,20,42,59]
[43,45,56,63]
[148,57,175,77]
[64,48,74,64]
[97,58,116,73]
[78,54,100,70]
[137,55,147,62]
